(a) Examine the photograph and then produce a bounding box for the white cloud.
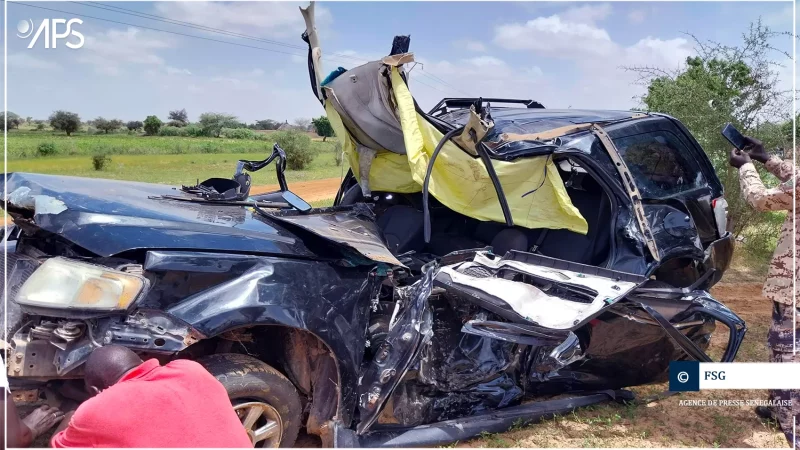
[166,66,192,76]
[464,56,505,67]
[154,1,332,39]
[409,56,548,108]
[562,4,612,25]
[8,53,61,71]
[453,39,487,53]
[78,27,172,75]
[492,9,694,110]
[627,9,647,24]
[494,15,615,58]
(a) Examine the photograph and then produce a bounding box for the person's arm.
[763,156,795,183]
[739,162,796,212]
[4,391,34,448]
[743,136,794,182]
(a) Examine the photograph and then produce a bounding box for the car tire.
[197,353,302,448]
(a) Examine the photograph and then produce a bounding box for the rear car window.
[614,130,706,198]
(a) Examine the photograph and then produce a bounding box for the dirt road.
[250,177,341,202]
[462,279,788,448]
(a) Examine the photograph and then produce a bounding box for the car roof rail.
[429,98,545,117]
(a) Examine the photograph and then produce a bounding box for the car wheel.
[197,353,302,448]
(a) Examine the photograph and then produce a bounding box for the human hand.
[729,148,751,169]
[20,404,64,440]
[742,136,768,163]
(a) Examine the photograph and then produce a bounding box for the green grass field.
[7,130,334,159]
[6,130,345,187]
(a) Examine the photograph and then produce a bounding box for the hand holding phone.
[721,123,746,150]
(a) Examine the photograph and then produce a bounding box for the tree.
[127,120,143,131]
[626,20,794,248]
[198,112,238,138]
[293,117,311,130]
[35,121,46,131]
[143,115,163,136]
[168,108,188,127]
[49,110,81,136]
[25,116,32,123]
[255,119,280,130]
[94,117,123,134]
[1,112,22,129]
[311,116,335,141]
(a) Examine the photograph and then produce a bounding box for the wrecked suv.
[3,4,744,448]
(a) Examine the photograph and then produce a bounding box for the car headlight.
[15,257,148,311]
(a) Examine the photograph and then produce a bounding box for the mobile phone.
[721,123,747,150]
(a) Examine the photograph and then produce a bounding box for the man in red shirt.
[51,345,252,448]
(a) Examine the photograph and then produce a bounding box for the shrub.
[143,115,162,136]
[273,130,313,170]
[333,140,344,166]
[92,154,112,171]
[198,112,238,138]
[220,127,256,139]
[37,142,57,156]
[35,122,46,131]
[184,124,207,137]
[158,126,188,137]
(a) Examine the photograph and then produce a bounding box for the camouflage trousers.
[768,302,799,450]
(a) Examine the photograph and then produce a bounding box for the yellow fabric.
[322,69,587,234]
[324,101,420,193]
[390,68,587,233]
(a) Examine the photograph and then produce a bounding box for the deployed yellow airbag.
[323,69,588,234]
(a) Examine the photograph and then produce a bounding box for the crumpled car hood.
[2,173,396,265]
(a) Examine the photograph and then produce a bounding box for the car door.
[609,120,715,264]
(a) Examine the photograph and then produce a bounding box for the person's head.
[84,345,143,395]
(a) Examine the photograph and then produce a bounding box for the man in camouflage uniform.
[730,136,798,449]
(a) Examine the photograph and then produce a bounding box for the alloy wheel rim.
[233,401,283,447]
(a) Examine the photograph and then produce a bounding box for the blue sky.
[5,1,796,124]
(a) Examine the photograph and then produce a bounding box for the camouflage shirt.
[738,156,798,306]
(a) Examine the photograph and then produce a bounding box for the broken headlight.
[15,257,148,311]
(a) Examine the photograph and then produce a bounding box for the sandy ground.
[250,177,341,202]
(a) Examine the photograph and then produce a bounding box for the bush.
[158,126,188,137]
[273,130,313,170]
[184,124,207,137]
[333,140,343,166]
[220,127,256,139]
[35,122,46,131]
[37,142,57,156]
[143,115,162,136]
[92,154,112,171]
[198,112,238,138]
